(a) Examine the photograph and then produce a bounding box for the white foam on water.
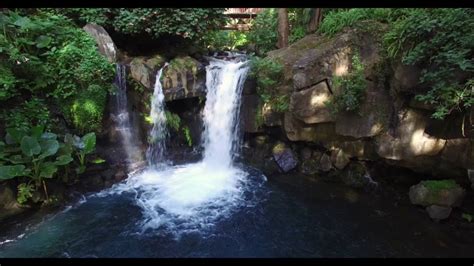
[103,58,257,234]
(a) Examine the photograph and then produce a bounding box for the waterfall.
[202,59,249,168]
[113,64,143,168]
[112,56,253,232]
[146,63,169,167]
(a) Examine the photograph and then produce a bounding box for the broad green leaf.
[35,35,52,49]
[54,155,73,166]
[6,128,27,144]
[13,16,32,29]
[20,136,41,157]
[5,154,26,164]
[39,139,59,159]
[92,158,106,164]
[39,162,58,178]
[0,165,26,180]
[82,133,96,154]
[30,125,44,139]
[41,132,57,140]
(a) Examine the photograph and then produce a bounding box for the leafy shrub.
[0,126,74,200]
[3,98,51,132]
[247,9,278,55]
[327,52,367,114]
[249,56,289,112]
[0,10,115,134]
[384,8,474,119]
[66,85,109,134]
[318,8,394,37]
[53,8,227,41]
[64,132,96,174]
[201,30,249,51]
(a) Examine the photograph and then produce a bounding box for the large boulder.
[391,62,422,93]
[426,205,452,221]
[334,80,391,139]
[289,80,335,124]
[129,55,166,89]
[0,183,24,222]
[409,180,466,207]
[284,113,348,142]
[272,142,298,173]
[440,138,474,170]
[376,108,446,160]
[83,23,117,63]
[262,103,282,127]
[162,56,206,101]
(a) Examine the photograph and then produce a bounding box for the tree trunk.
[306,8,323,34]
[277,8,289,49]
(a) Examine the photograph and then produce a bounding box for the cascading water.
[146,63,169,167]
[110,55,258,232]
[113,64,143,168]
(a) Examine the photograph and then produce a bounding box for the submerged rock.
[319,153,333,172]
[272,142,298,173]
[426,205,452,222]
[409,179,465,207]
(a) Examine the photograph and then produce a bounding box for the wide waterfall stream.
[0,56,472,258]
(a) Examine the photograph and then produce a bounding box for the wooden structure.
[222,8,264,31]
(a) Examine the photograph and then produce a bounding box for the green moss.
[421,179,458,191]
[166,56,198,79]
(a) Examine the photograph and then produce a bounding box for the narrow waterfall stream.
[113,64,143,168]
[146,63,169,167]
[0,56,471,258]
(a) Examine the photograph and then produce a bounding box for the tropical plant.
[0,126,74,200]
[64,132,96,174]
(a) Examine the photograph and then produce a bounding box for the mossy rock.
[409,179,466,207]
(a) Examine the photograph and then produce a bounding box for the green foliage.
[64,132,96,174]
[327,52,367,114]
[0,10,115,134]
[249,56,288,112]
[462,213,473,223]
[165,111,181,131]
[0,125,74,199]
[201,30,249,51]
[67,84,109,134]
[3,98,51,132]
[247,9,278,55]
[384,8,474,119]
[318,8,394,37]
[421,179,458,191]
[17,183,34,204]
[164,111,193,147]
[182,126,192,147]
[53,8,227,41]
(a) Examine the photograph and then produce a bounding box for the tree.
[277,8,289,49]
[306,8,323,33]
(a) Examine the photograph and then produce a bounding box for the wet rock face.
[409,180,466,208]
[130,55,166,89]
[272,142,298,173]
[241,95,263,133]
[83,23,117,63]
